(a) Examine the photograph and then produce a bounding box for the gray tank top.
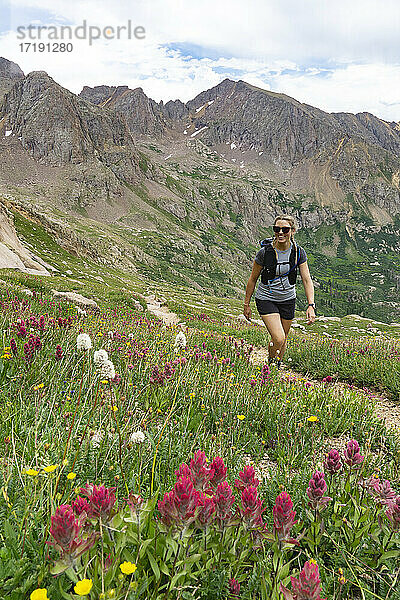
[254,243,307,302]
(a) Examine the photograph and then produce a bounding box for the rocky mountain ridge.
[0,57,399,321]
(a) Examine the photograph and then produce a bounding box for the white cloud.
[1,0,399,120]
[270,63,400,122]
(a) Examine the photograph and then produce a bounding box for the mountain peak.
[0,57,24,79]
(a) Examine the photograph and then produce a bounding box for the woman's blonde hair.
[272,214,297,247]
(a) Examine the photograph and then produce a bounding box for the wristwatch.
[308,303,316,309]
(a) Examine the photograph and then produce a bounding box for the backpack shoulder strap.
[261,239,277,268]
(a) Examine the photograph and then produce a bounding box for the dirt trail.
[146,301,400,433]
[146,299,181,326]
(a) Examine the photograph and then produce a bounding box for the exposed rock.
[0,202,50,274]
[0,57,24,100]
[80,84,168,135]
[0,71,141,186]
[52,290,99,310]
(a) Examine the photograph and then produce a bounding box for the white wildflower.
[94,349,109,367]
[77,333,92,351]
[108,331,114,339]
[174,331,187,350]
[91,430,104,448]
[99,359,116,380]
[130,431,146,444]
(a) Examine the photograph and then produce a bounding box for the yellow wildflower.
[307,416,319,422]
[25,469,39,476]
[74,579,93,596]
[120,561,137,575]
[30,589,48,600]
[43,464,58,473]
[67,472,76,480]
[237,414,245,421]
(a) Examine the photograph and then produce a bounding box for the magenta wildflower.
[49,504,98,559]
[323,449,342,474]
[189,450,215,491]
[208,457,227,488]
[386,496,400,531]
[306,472,331,511]
[175,463,193,481]
[158,490,179,527]
[273,491,297,542]
[229,578,241,597]
[71,496,91,517]
[195,494,216,528]
[163,362,174,379]
[240,485,265,528]
[111,373,122,385]
[50,505,81,550]
[234,465,259,492]
[17,324,27,338]
[214,481,235,523]
[23,343,33,363]
[55,345,63,361]
[174,476,200,521]
[149,365,164,386]
[367,477,397,507]
[79,484,116,522]
[10,338,18,355]
[281,560,326,600]
[344,439,364,468]
[260,363,270,385]
[159,475,200,527]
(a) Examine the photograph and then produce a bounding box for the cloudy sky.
[1,0,400,120]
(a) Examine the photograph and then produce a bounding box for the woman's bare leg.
[279,317,293,360]
[260,313,285,359]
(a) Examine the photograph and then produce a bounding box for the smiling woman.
[243,214,316,367]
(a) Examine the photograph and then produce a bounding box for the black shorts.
[255,298,296,320]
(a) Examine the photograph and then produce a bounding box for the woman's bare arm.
[299,261,316,324]
[244,261,263,320]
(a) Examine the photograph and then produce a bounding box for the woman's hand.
[306,306,316,325]
[244,305,252,322]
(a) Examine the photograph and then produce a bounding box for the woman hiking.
[243,214,316,367]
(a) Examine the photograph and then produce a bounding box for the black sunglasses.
[273,226,291,233]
